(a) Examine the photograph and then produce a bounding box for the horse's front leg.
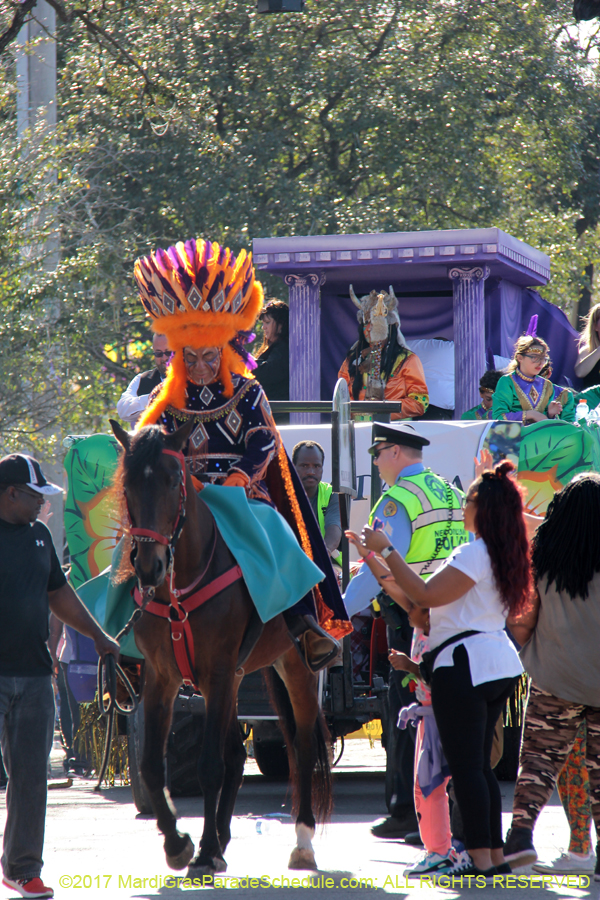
[275,652,324,871]
[141,671,194,870]
[187,676,236,876]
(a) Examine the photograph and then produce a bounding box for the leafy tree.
[1,0,600,454]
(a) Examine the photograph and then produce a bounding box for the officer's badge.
[383,500,397,517]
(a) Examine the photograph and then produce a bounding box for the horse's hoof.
[288,847,318,870]
[166,834,195,870]
[186,858,226,878]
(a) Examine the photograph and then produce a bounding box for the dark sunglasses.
[154,350,173,359]
[15,486,44,500]
[372,443,395,460]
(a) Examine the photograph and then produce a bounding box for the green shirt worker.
[292,441,342,564]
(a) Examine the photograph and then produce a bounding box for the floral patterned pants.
[558,722,593,855]
[512,683,600,842]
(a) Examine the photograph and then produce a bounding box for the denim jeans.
[0,675,54,880]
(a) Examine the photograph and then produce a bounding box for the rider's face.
[183,346,221,385]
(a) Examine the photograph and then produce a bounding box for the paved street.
[0,738,596,900]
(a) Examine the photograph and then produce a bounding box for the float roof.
[253,226,550,288]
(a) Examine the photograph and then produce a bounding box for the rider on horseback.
[131,238,351,672]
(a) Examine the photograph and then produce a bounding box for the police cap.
[368,422,430,454]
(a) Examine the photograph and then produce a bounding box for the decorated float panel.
[252,227,580,419]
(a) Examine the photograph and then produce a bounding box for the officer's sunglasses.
[154,350,173,359]
[372,443,395,460]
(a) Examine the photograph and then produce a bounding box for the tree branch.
[0,0,39,54]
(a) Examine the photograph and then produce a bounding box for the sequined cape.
[152,374,351,638]
[492,373,575,424]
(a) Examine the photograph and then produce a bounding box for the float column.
[285,273,325,424]
[449,266,490,418]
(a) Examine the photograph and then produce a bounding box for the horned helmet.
[349,284,406,346]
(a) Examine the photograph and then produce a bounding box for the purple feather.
[230,331,257,370]
[525,315,538,337]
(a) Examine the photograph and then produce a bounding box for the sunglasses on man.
[154,350,173,359]
[372,443,395,460]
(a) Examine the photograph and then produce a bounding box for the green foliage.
[2,0,600,454]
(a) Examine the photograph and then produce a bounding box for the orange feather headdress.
[133,238,263,426]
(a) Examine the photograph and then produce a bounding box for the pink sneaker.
[2,876,54,898]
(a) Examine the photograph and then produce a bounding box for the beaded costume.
[492,371,575,424]
[338,285,429,419]
[152,375,278,504]
[492,317,575,425]
[133,237,351,640]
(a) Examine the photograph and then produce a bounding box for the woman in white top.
[347,460,531,879]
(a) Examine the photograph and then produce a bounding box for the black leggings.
[431,644,517,850]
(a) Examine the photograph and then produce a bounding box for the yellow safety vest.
[317,482,343,567]
[369,469,467,580]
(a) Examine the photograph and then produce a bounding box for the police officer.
[344,422,467,839]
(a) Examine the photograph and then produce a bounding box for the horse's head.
[110,419,195,588]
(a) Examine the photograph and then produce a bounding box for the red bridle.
[126,448,187,551]
[126,445,244,689]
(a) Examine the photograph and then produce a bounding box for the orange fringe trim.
[277,446,352,639]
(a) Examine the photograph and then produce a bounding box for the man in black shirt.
[0,454,119,900]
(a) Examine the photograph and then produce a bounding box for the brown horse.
[110,419,332,876]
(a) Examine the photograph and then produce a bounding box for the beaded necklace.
[516,367,536,383]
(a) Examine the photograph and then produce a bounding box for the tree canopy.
[1,0,600,453]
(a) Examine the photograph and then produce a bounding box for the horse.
[110,418,332,876]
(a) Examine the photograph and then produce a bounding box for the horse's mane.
[111,425,167,584]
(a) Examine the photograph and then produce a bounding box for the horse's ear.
[163,418,195,452]
[110,419,131,451]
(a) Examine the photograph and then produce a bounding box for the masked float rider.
[338,286,429,420]
[343,422,467,838]
[492,317,575,425]
[133,238,351,672]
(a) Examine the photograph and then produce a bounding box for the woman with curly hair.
[502,473,600,877]
[347,460,531,879]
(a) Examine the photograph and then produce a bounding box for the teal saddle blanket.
[77,485,324,660]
